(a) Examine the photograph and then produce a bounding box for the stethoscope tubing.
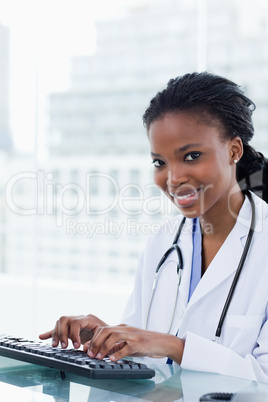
[145,190,256,340]
[215,190,256,339]
[145,217,186,333]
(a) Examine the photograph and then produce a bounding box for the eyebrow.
[151,143,203,158]
[175,143,203,154]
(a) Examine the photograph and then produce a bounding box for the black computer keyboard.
[0,335,155,380]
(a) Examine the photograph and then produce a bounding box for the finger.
[69,318,91,349]
[69,316,99,349]
[86,340,125,357]
[89,329,127,360]
[83,340,92,353]
[109,343,133,362]
[108,341,127,355]
[87,326,112,358]
[39,330,53,340]
[51,323,60,347]
[55,316,72,348]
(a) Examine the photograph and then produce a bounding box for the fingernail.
[61,342,66,348]
[74,342,79,349]
[110,355,116,361]
[97,353,102,359]
[88,350,94,358]
[52,340,57,347]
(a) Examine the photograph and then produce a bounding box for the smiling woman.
[40,72,268,383]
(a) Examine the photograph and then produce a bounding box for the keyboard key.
[43,350,58,357]
[75,358,88,365]
[99,362,112,369]
[110,363,122,370]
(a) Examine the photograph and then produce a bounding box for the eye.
[152,159,165,168]
[184,152,201,161]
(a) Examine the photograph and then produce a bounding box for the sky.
[0,0,126,152]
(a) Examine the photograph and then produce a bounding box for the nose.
[167,163,188,188]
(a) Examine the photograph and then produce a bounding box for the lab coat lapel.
[186,197,252,310]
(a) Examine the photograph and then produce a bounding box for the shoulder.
[244,193,268,260]
[250,192,268,232]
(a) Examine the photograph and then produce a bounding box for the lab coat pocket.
[223,314,265,356]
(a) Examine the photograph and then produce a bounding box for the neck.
[199,188,245,240]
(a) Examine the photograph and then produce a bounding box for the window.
[0,0,268,339]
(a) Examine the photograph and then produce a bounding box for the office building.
[48,0,268,156]
[48,0,198,155]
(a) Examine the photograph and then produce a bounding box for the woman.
[40,72,268,382]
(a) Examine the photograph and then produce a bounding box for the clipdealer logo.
[5,170,174,230]
[65,218,165,239]
[5,170,262,237]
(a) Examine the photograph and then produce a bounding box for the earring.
[233,159,238,164]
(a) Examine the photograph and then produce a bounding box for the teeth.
[175,189,198,200]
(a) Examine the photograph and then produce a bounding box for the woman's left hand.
[84,324,185,365]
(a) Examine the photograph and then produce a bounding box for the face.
[148,112,239,221]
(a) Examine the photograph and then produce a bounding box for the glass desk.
[1,355,268,402]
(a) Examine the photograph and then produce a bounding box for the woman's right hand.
[39,314,108,349]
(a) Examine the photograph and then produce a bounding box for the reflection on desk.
[1,356,268,402]
[0,380,54,401]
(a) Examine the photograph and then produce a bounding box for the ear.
[230,136,243,164]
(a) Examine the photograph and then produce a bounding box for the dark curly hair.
[143,72,268,202]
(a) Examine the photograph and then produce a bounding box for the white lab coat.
[122,192,268,383]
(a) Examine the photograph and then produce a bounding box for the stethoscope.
[145,190,256,339]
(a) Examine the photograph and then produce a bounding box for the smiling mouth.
[176,189,199,199]
[169,188,200,199]
[168,187,201,208]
